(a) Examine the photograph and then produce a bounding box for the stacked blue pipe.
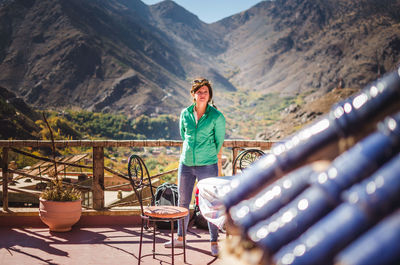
[223,67,400,264]
[247,112,400,255]
[335,210,400,265]
[273,153,400,265]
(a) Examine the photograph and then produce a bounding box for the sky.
[141,0,266,24]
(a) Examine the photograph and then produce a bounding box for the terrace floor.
[0,225,227,265]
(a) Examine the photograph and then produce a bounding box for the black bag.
[192,186,209,230]
[193,205,209,230]
[153,182,179,230]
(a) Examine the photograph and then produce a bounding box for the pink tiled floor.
[0,226,226,264]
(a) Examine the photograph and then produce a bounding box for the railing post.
[218,149,223,176]
[2,147,9,211]
[232,147,239,175]
[92,146,104,210]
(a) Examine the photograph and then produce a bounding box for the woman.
[164,78,226,257]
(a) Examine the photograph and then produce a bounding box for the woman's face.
[193,85,210,104]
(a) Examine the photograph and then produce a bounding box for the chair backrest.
[127,154,155,215]
[233,149,265,174]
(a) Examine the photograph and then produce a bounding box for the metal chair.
[232,149,265,174]
[127,154,189,265]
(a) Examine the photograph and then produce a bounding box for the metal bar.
[153,221,156,259]
[183,218,186,263]
[138,218,144,265]
[171,220,174,265]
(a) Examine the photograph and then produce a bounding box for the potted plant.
[39,178,82,232]
[38,113,82,232]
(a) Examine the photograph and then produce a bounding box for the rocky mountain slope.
[214,0,400,94]
[0,0,399,139]
[0,0,190,117]
[0,85,41,139]
[213,0,400,139]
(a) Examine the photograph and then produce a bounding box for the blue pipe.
[229,163,323,233]
[273,152,400,265]
[247,112,400,254]
[335,210,400,265]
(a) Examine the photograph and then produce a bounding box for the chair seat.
[144,205,189,219]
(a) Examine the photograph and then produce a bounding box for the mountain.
[0,85,41,139]
[212,0,400,138]
[213,0,400,94]
[0,0,238,119]
[148,1,237,92]
[0,0,191,118]
[0,0,399,139]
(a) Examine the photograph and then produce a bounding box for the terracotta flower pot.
[39,198,82,232]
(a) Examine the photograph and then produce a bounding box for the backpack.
[153,182,179,230]
[192,186,209,230]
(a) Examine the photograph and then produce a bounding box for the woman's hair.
[191,78,213,104]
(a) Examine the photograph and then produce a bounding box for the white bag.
[197,176,233,229]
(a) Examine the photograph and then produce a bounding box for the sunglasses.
[192,78,209,84]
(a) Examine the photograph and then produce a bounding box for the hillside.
[0,85,180,141]
[259,87,359,140]
[214,0,400,94]
[0,0,399,139]
[0,85,41,139]
[214,0,400,138]
[0,0,189,117]
[148,1,237,92]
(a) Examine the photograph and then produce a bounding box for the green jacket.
[179,104,226,166]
